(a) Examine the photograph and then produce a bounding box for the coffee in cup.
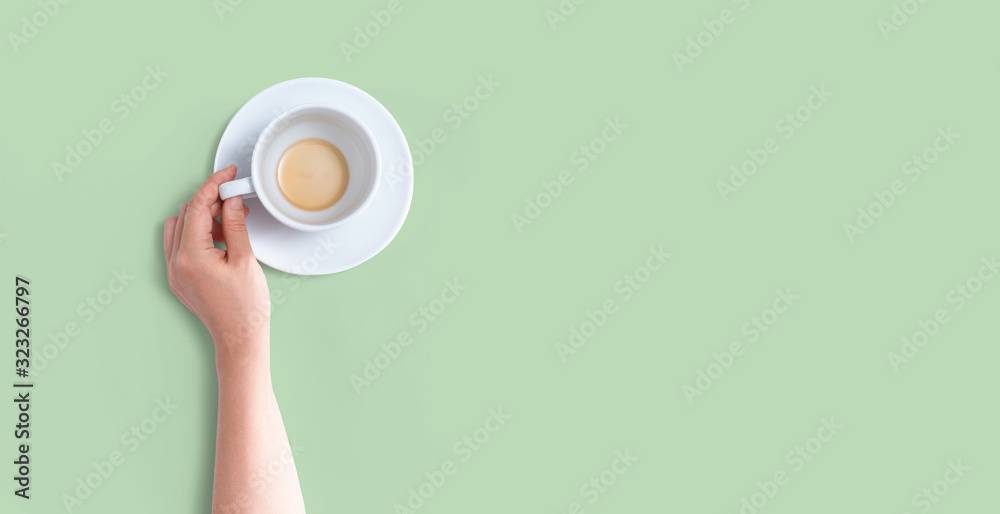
[276,138,350,211]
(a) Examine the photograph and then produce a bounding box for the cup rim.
[251,102,381,232]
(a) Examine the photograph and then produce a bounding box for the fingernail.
[230,195,243,210]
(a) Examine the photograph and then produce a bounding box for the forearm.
[212,335,305,513]
[165,169,305,512]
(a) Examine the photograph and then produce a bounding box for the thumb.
[221,195,253,261]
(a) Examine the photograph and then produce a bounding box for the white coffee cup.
[219,103,381,232]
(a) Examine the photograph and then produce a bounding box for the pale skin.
[163,165,306,513]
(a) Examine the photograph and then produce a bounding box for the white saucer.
[213,78,413,275]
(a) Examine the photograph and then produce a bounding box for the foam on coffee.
[275,138,349,211]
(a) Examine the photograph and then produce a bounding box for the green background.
[2,0,998,512]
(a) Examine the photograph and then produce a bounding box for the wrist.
[212,330,270,377]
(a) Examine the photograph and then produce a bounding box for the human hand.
[163,165,271,369]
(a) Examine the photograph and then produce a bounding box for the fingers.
[172,202,188,258]
[221,195,254,262]
[182,165,239,251]
[172,166,249,259]
[210,207,249,243]
[210,200,249,220]
[212,219,224,243]
[163,216,178,261]
[191,165,237,212]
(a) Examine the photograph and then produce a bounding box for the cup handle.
[219,177,257,201]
